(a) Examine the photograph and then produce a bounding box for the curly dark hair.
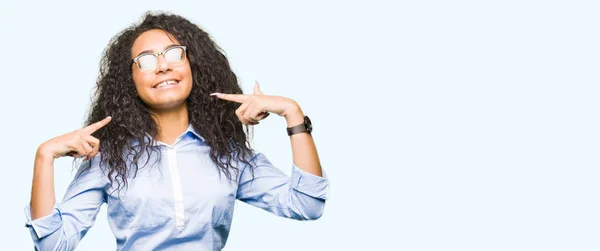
[83,11,253,190]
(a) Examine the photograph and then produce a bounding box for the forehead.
[131,29,181,57]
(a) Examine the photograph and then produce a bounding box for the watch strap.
[287,123,307,136]
[286,116,312,136]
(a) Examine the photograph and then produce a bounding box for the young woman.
[26,12,328,250]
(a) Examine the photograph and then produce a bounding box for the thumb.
[253,81,264,95]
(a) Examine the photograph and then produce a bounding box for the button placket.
[167,147,185,231]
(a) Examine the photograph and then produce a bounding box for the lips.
[153,79,180,89]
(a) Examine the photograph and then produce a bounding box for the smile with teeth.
[154,80,179,89]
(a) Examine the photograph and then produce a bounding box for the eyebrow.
[135,44,181,57]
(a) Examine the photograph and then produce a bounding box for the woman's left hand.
[211,82,300,125]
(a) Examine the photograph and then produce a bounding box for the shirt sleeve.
[24,158,108,251]
[236,153,329,220]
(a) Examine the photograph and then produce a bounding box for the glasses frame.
[132,45,187,72]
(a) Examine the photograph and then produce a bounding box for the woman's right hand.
[37,116,112,160]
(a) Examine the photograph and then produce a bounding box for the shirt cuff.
[24,203,63,239]
[290,163,329,200]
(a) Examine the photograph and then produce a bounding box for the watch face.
[304,116,312,132]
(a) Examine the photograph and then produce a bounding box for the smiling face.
[131,29,193,112]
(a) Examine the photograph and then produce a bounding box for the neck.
[150,103,189,145]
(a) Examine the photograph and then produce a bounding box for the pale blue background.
[1,0,599,250]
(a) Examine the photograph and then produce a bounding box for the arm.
[215,82,328,219]
[282,105,322,177]
[236,153,328,220]
[212,82,323,176]
[27,117,111,250]
[26,158,108,250]
[30,151,58,221]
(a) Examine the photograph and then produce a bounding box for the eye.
[137,54,157,71]
[164,47,185,64]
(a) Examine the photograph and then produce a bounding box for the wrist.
[36,144,56,161]
[284,104,304,127]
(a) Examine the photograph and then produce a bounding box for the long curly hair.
[83,11,253,190]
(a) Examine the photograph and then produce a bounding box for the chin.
[140,88,192,111]
[151,100,188,110]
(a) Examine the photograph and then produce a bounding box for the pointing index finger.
[82,116,112,134]
[210,93,249,103]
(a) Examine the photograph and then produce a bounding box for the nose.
[155,53,172,74]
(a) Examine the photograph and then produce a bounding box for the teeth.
[155,80,178,89]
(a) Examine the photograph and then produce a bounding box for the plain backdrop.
[1,0,599,250]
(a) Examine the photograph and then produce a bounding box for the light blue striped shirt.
[25,124,329,250]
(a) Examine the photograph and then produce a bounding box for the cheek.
[132,72,151,91]
[181,65,194,89]
[182,63,193,78]
[132,70,141,88]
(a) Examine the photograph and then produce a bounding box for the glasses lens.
[137,55,157,72]
[164,47,185,65]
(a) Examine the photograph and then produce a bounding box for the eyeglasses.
[132,45,187,72]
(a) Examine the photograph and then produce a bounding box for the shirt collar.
[185,123,205,142]
[131,124,205,147]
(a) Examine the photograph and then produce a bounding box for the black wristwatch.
[287,116,312,136]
